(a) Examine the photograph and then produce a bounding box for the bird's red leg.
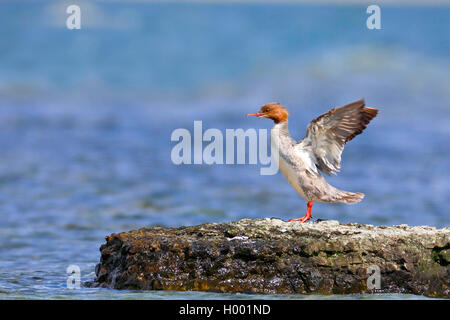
[289,201,313,223]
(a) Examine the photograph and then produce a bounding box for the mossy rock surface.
[91,219,450,298]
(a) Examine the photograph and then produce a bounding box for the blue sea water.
[0,1,449,299]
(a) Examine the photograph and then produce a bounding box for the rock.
[91,218,450,297]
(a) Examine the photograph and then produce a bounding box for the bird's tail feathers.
[336,191,364,204]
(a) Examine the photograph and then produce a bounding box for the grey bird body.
[271,121,363,203]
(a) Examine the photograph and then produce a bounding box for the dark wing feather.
[302,99,378,175]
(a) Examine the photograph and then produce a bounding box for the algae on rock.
[91,219,450,298]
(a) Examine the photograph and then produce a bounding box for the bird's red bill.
[247,113,262,117]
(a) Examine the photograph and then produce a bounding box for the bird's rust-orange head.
[247,103,289,123]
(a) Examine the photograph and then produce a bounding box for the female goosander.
[247,99,378,222]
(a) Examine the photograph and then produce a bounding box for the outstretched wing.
[300,99,378,175]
